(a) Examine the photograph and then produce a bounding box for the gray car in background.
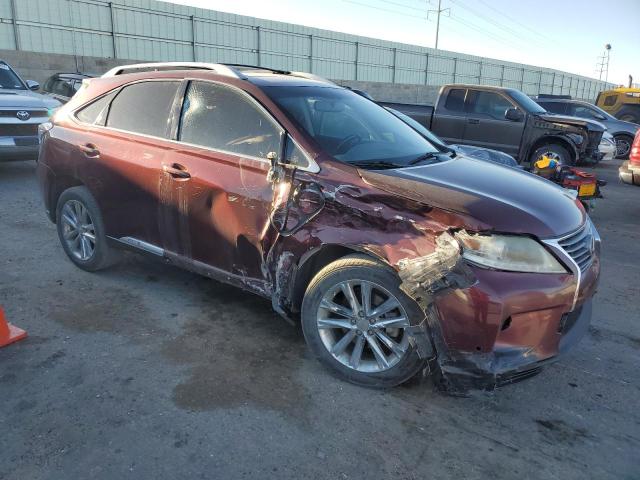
[0,60,61,161]
[536,95,639,159]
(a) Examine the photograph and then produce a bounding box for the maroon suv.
[36,63,600,391]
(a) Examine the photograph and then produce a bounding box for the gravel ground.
[1,159,638,480]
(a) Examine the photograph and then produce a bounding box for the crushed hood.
[358,155,585,239]
[0,89,60,109]
[535,113,606,132]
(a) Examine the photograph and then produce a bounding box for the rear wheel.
[529,143,572,166]
[301,255,428,388]
[614,134,633,159]
[56,186,119,271]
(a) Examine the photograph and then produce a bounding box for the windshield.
[0,63,25,90]
[510,90,546,114]
[588,103,615,120]
[263,86,440,166]
[386,108,448,147]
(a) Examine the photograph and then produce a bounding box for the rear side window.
[603,95,617,106]
[76,91,117,125]
[444,88,466,112]
[106,81,179,138]
[178,81,281,159]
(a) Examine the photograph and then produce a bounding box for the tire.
[614,134,634,159]
[56,186,119,271]
[301,254,428,388]
[529,143,573,166]
[619,114,640,124]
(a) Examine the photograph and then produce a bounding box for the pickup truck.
[381,84,605,166]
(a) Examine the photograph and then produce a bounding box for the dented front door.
[163,80,286,280]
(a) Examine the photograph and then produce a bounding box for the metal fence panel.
[0,0,612,100]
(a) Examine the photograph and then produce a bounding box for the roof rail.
[102,62,334,85]
[102,62,246,79]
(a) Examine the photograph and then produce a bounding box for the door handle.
[78,143,99,157]
[467,118,480,124]
[162,163,191,179]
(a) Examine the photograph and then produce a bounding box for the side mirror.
[505,108,523,122]
[595,113,607,121]
[26,80,40,91]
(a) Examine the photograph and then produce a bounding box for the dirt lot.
[1,159,638,479]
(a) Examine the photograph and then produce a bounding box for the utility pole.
[428,0,450,50]
[596,44,611,83]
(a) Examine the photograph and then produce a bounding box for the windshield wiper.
[349,160,405,170]
[407,151,443,166]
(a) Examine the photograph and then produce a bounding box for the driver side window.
[178,81,282,159]
[572,105,599,120]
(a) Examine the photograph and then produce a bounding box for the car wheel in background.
[56,186,119,272]
[301,255,428,388]
[614,134,633,159]
[529,144,573,166]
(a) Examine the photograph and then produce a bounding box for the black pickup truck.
[381,84,605,165]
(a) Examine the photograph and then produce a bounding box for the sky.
[164,0,639,86]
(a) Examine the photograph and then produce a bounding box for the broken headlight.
[455,232,566,273]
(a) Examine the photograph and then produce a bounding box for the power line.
[343,0,428,20]
[474,0,553,45]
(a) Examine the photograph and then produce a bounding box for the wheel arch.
[49,175,85,223]
[526,135,578,164]
[288,244,390,314]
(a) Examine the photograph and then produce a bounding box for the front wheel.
[301,255,428,388]
[529,144,573,166]
[614,134,633,159]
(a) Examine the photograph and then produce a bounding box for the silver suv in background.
[535,95,639,159]
[0,60,61,161]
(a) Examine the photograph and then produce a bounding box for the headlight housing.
[455,231,567,273]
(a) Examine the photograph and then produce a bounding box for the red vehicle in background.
[619,130,640,186]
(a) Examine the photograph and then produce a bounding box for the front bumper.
[430,234,600,393]
[0,136,40,161]
[619,161,640,186]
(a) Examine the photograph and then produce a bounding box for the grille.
[0,109,48,118]
[0,124,39,137]
[558,223,594,273]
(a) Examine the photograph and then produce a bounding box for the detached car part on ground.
[0,60,61,161]
[37,63,600,392]
[381,85,605,167]
[619,129,640,186]
[536,95,639,159]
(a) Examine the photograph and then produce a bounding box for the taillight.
[630,131,640,166]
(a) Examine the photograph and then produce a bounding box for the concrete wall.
[0,49,443,106]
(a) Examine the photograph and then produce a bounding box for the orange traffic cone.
[0,306,27,348]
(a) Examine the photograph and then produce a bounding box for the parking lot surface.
[1,159,638,479]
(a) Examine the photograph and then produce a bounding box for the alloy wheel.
[61,200,96,261]
[316,280,410,373]
[615,137,631,158]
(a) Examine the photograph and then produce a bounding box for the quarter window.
[178,81,281,159]
[76,91,117,125]
[106,81,180,138]
[444,88,466,112]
